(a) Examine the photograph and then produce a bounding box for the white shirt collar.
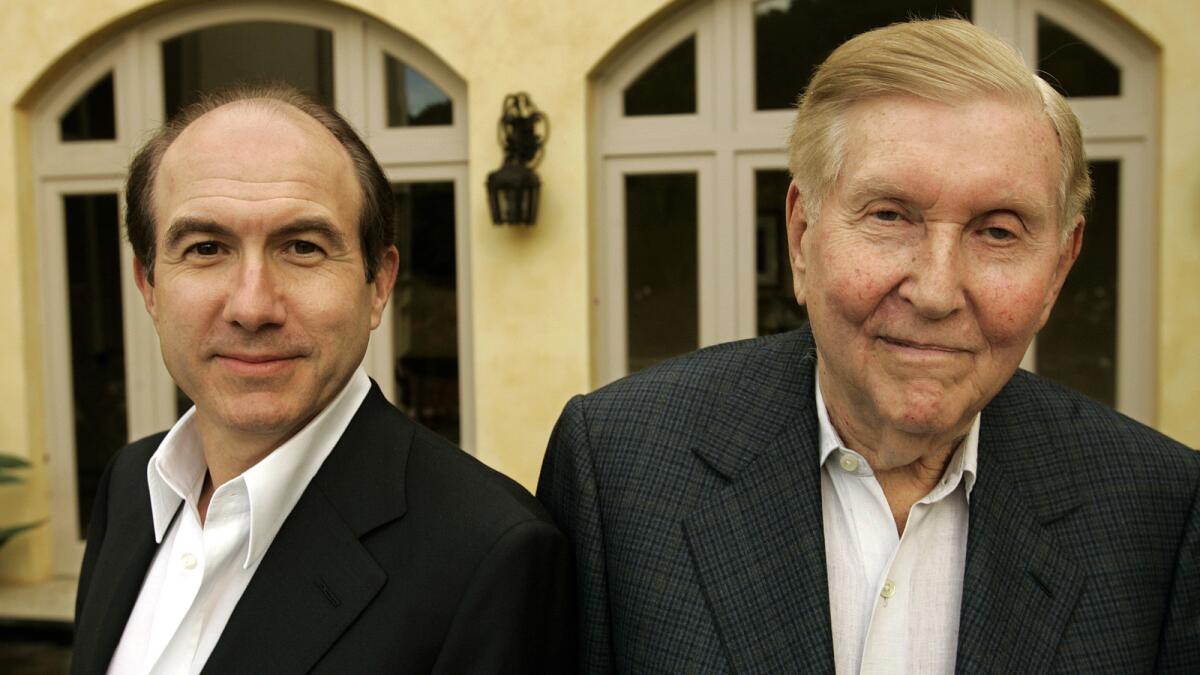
[145,368,371,567]
[814,370,978,500]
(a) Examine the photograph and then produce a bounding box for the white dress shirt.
[817,374,978,675]
[108,368,370,675]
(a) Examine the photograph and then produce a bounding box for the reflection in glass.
[755,169,807,335]
[1037,15,1121,98]
[392,182,460,443]
[625,173,699,371]
[753,0,970,110]
[623,36,697,116]
[1037,161,1119,406]
[59,72,116,142]
[64,194,126,533]
[162,22,334,118]
[385,55,452,126]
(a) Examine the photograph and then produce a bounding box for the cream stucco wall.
[1098,0,1200,448]
[0,0,1195,583]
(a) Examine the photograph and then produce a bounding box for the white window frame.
[32,0,470,576]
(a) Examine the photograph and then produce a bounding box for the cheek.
[975,276,1050,345]
[819,257,900,323]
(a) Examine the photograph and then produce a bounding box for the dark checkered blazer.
[538,327,1199,673]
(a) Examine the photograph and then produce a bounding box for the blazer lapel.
[202,385,411,674]
[72,452,163,675]
[956,391,1085,673]
[683,332,835,673]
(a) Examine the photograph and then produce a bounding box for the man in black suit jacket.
[73,83,573,673]
[539,19,1198,673]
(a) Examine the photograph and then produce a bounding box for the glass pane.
[1037,15,1121,98]
[753,0,971,110]
[63,193,126,533]
[59,72,116,142]
[162,22,334,118]
[623,36,696,116]
[392,182,460,443]
[755,169,807,335]
[385,55,452,127]
[625,173,698,371]
[1036,160,1119,406]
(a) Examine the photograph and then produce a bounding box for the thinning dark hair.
[126,83,395,283]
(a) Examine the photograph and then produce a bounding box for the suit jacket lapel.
[683,332,835,673]
[956,386,1086,673]
[202,385,411,674]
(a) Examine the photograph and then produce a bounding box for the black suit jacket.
[538,328,1199,673]
[74,383,575,674]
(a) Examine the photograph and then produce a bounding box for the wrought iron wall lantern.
[486,92,549,226]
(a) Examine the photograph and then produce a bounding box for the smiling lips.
[215,352,302,377]
[879,336,970,354]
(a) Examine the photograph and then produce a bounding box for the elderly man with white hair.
[539,18,1198,674]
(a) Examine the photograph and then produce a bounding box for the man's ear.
[369,244,400,330]
[785,180,811,306]
[1037,215,1085,330]
[133,256,157,322]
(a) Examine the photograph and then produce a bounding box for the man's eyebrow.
[163,218,232,250]
[161,218,350,250]
[273,220,349,250]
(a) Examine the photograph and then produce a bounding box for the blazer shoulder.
[994,369,1198,488]
[581,329,814,420]
[404,422,558,535]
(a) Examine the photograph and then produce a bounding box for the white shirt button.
[881,578,896,599]
[180,553,197,570]
[839,454,860,473]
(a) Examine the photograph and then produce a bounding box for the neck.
[821,384,969,535]
[193,415,296,491]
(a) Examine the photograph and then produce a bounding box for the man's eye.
[983,227,1015,241]
[872,209,903,222]
[188,242,222,256]
[290,240,324,255]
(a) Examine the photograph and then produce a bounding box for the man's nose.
[222,257,287,331]
[897,230,966,319]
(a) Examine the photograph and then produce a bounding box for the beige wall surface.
[0,0,1195,582]
[1100,0,1200,447]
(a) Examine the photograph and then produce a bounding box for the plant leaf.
[0,455,32,469]
[0,522,39,548]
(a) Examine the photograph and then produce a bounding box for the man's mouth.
[214,353,302,375]
[879,336,967,353]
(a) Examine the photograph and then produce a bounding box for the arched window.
[32,2,471,575]
[592,0,1157,425]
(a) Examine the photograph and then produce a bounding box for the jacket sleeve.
[1156,458,1200,672]
[537,395,615,674]
[430,517,576,674]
